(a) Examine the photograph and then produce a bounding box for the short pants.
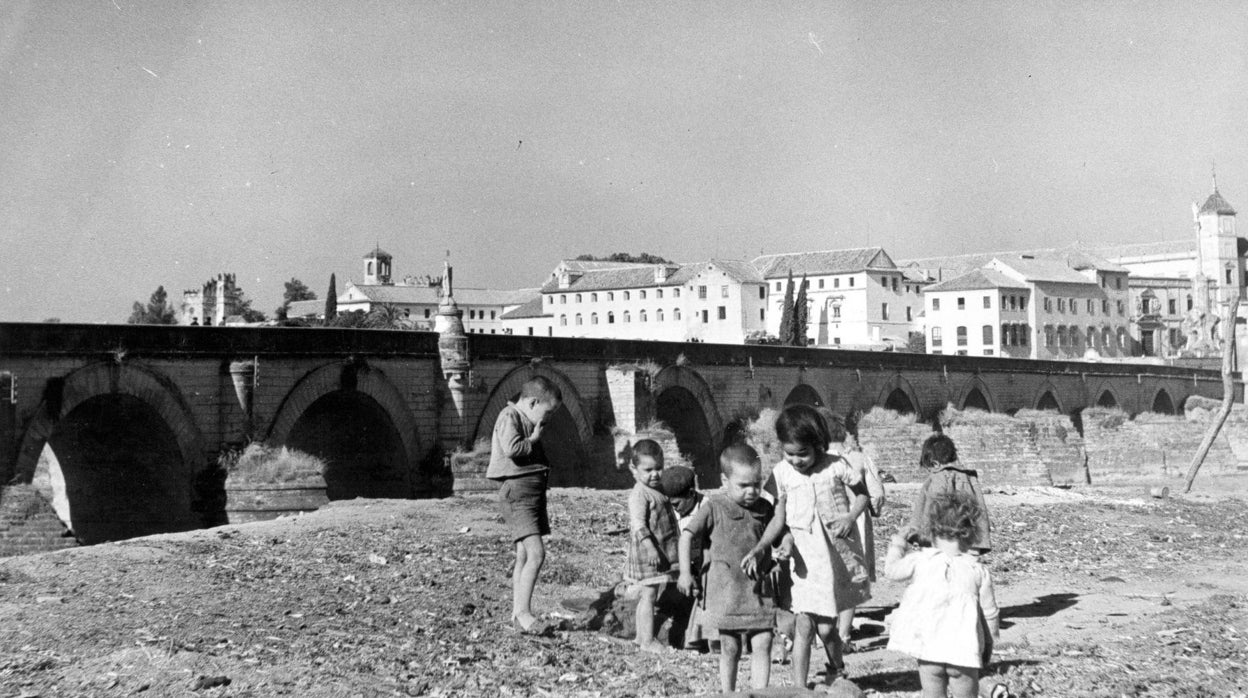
[498,472,549,541]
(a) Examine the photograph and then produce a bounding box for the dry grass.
[226,443,326,484]
[449,438,492,472]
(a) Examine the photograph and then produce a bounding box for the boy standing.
[487,375,563,634]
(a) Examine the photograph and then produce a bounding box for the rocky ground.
[1,479,1247,697]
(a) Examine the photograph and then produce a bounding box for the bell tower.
[363,246,393,285]
[1196,172,1240,302]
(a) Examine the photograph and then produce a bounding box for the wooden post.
[1183,295,1240,493]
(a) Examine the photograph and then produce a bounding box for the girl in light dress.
[744,404,871,689]
[886,489,1000,698]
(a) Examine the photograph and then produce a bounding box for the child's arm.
[677,529,697,596]
[882,530,918,582]
[496,410,536,458]
[827,478,868,539]
[629,489,661,563]
[742,493,786,576]
[979,567,1000,639]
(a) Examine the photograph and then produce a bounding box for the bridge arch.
[954,376,996,412]
[783,383,824,407]
[268,361,422,499]
[1151,388,1176,415]
[1095,387,1119,409]
[14,361,207,544]
[473,363,593,487]
[1034,380,1063,412]
[875,374,921,416]
[652,365,725,488]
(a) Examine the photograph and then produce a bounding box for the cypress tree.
[324,273,338,325]
[777,271,795,343]
[792,275,810,346]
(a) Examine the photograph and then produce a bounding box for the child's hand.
[677,572,696,597]
[827,514,855,538]
[529,421,545,443]
[740,547,765,579]
[774,535,793,562]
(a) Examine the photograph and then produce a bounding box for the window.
[1186,295,1192,310]
[956,350,968,356]
[906,306,913,321]
[491,311,496,319]
[818,279,825,289]
[849,277,855,287]
[1117,300,1125,315]
[1008,296,1015,311]
[1020,296,1027,310]
[673,288,681,298]
[834,278,841,289]
[639,310,647,322]
[607,292,614,301]
[717,306,726,320]
[1102,299,1109,314]
[1057,298,1065,312]
[657,289,664,299]
[469,310,476,319]
[832,305,841,319]
[620,291,628,301]
[546,296,553,305]
[1069,298,1077,315]
[1115,277,1122,290]
[892,277,899,291]
[983,325,993,344]
[1020,326,1029,346]
[881,303,889,320]
[956,326,967,346]
[983,296,991,309]
[880,277,888,288]
[758,286,765,299]
[640,290,647,299]
[424,308,430,318]
[656,309,664,322]
[1102,327,1112,348]
[957,297,965,310]
[1087,326,1096,347]
[560,315,567,326]
[1168,298,1176,315]
[607,312,614,324]
[698,286,707,299]
[560,295,567,304]
[1087,299,1095,314]
[1228,268,1234,285]
[701,310,709,323]
[591,312,598,325]
[775,282,782,291]
[1169,328,1181,347]
[575,294,582,303]
[674,308,681,320]
[591,293,598,302]
[932,327,943,346]
[932,298,940,311]
[1045,326,1054,347]
[575,313,582,326]
[1057,327,1067,347]
[623,311,630,323]
[1002,323,1010,345]
[721,285,729,298]
[759,308,764,321]
[984,349,994,356]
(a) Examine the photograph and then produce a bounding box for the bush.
[1081,407,1128,430]
[227,443,326,484]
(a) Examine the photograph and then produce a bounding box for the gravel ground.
[0,482,1246,697]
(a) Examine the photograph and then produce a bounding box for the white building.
[924,252,1132,360]
[751,247,928,348]
[504,259,768,343]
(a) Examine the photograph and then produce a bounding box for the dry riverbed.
[1,481,1247,697]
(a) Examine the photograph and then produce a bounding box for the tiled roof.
[540,264,696,293]
[560,259,654,272]
[925,268,1028,293]
[362,247,392,259]
[992,255,1095,285]
[500,295,548,320]
[696,259,765,283]
[1088,240,1198,261]
[1199,189,1237,216]
[286,299,324,318]
[347,284,536,307]
[751,247,894,278]
[904,244,1126,276]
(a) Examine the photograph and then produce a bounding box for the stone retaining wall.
[0,485,78,558]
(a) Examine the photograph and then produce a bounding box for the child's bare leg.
[791,613,815,688]
[812,615,842,681]
[635,586,663,651]
[719,631,742,692]
[512,535,545,626]
[747,630,773,689]
[917,661,950,698]
[837,607,854,646]
[944,663,979,698]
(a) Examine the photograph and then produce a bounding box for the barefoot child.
[679,444,775,692]
[486,376,562,634]
[745,404,870,689]
[625,439,679,652]
[659,465,706,651]
[830,414,886,652]
[886,490,1000,698]
[910,434,992,553]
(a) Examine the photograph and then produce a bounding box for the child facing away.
[625,439,679,653]
[679,444,776,692]
[485,375,563,635]
[910,434,992,553]
[885,490,1000,698]
[659,465,707,651]
[826,413,886,651]
[745,404,871,689]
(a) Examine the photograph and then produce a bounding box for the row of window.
[556,306,759,326]
[549,287,682,305]
[932,295,1029,311]
[931,325,1017,347]
[1141,296,1195,315]
[1043,325,1129,349]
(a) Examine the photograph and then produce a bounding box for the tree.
[791,275,810,346]
[574,252,673,264]
[231,284,267,323]
[127,286,178,325]
[364,303,415,330]
[324,274,338,325]
[777,272,795,344]
[277,277,317,319]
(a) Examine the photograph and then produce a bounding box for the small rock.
[35,596,63,604]
[192,675,231,690]
[368,554,387,566]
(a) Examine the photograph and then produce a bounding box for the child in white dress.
[745,404,870,689]
[885,490,1000,698]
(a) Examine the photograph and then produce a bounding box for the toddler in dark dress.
[678,444,775,692]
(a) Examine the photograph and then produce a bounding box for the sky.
[1,1,1245,323]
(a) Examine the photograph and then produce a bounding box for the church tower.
[363,246,393,285]
[1196,175,1242,303]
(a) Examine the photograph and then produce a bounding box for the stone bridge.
[0,322,1234,548]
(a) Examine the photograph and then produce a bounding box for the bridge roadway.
[0,322,1234,544]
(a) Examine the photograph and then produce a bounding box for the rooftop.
[925,268,1028,293]
[751,247,895,278]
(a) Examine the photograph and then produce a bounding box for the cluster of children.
[489,377,998,697]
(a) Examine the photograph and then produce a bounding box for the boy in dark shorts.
[487,375,563,634]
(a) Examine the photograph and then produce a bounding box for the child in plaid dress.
[625,439,678,653]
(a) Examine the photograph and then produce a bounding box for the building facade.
[180,273,241,326]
